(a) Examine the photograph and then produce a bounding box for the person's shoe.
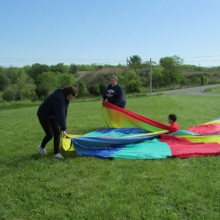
[38,146,47,155]
[53,153,64,159]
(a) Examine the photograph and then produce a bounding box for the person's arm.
[65,101,70,119]
[52,96,67,131]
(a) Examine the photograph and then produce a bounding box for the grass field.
[0,95,220,219]
[206,87,220,94]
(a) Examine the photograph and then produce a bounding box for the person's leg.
[50,119,61,154]
[38,117,54,149]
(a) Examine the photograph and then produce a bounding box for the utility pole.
[125,57,129,93]
[149,58,152,96]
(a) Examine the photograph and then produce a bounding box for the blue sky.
[1,0,220,67]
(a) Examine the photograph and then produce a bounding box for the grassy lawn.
[205,87,220,94]
[0,95,219,219]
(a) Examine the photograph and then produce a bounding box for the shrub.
[127,79,140,93]
[2,88,16,101]
[75,81,89,97]
[88,84,100,95]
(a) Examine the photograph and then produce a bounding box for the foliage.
[27,63,50,82]
[1,55,220,102]
[201,74,208,85]
[50,63,68,73]
[160,56,184,86]
[87,84,100,95]
[2,86,16,101]
[125,70,140,91]
[0,71,10,91]
[5,67,21,84]
[74,80,89,97]
[17,71,36,100]
[99,83,106,96]
[126,79,140,93]
[151,66,164,88]
[205,86,220,94]
[20,85,37,100]
[124,70,139,91]
[128,55,142,73]
[77,64,98,71]
[58,73,75,87]
[36,72,58,99]
[69,64,78,74]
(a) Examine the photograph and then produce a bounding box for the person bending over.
[37,86,78,159]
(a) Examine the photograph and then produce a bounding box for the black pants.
[38,116,60,154]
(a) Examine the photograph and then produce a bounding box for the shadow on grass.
[3,151,80,170]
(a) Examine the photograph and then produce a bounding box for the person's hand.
[61,130,67,137]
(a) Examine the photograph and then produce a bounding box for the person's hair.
[63,86,78,97]
[168,114,177,122]
[111,75,118,81]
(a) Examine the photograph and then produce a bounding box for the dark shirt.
[37,89,69,131]
[103,84,126,108]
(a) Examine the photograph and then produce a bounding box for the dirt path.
[151,84,220,96]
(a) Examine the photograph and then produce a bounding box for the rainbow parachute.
[62,101,220,159]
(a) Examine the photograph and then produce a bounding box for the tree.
[75,80,89,97]
[128,55,142,73]
[27,63,50,82]
[36,72,58,99]
[127,79,140,93]
[159,55,184,86]
[124,70,141,93]
[148,66,164,89]
[20,85,37,100]
[0,71,10,91]
[5,67,20,84]
[201,74,208,85]
[126,70,139,82]
[69,64,78,74]
[88,84,100,95]
[50,63,68,73]
[58,74,75,87]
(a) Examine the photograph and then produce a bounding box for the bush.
[99,83,106,96]
[2,88,16,101]
[88,84,100,95]
[127,79,140,93]
[58,74,75,87]
[20,85,37,100]
[75,81,89,97]
[0,72,11,91]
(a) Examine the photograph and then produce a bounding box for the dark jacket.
[103,84,126,108]
[37,89,69,131]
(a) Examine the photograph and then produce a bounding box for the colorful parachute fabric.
[62,101,220,159]
[102,100,170,132]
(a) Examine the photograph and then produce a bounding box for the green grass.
[0,95,220,219]
[205,87,220,94]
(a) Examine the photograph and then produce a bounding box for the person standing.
[37,86,78,159]
[102,75,126,108]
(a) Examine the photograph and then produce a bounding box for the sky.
[1,0,220,67]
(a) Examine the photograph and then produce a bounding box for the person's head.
[110,75,118,86]
[168,114,177,124]
[64,86,78,100]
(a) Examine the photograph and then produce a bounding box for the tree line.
[0,55,219,101]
